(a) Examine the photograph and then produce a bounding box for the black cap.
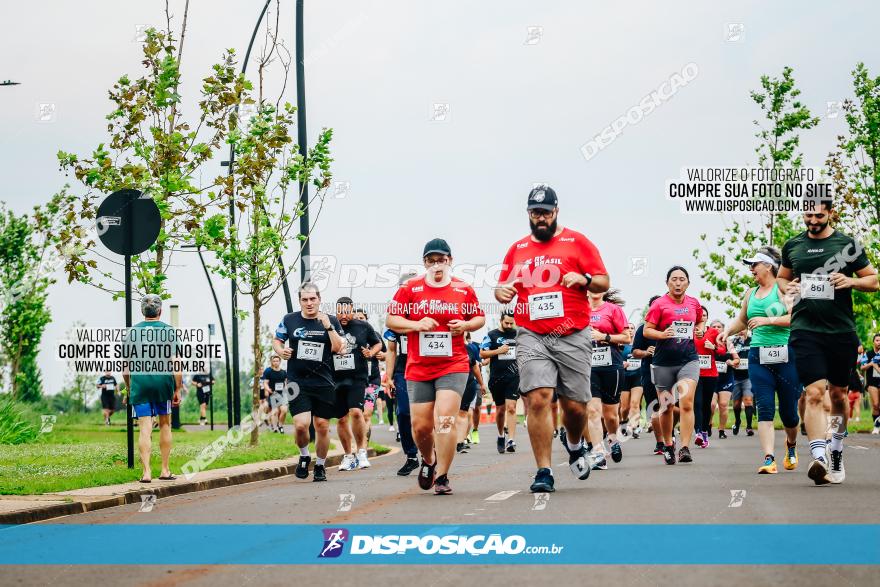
[527,185,558,211]
[423,238,451,257]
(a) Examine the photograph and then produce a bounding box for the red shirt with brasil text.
[498,227,608,336]
[387,275,484,381]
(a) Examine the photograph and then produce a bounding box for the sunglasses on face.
[529,209,555,219]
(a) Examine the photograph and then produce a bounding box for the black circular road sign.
[96,189,161,256]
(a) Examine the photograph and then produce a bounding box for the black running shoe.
[559,428,590,480]
[732,423,740,436]
[496,435,506,454]
[746,428,754,437]
[529,468,555,493]
[653,441,664,455]
[678,446,693,463]
[434,474,452,495]
[397,457,419,476]
[610,442,623,463]
[456,442,468,454]
[506,440,516,453]
[719,430,727,439]
[312,464,327,482]
[663,445,676,465]
[418,458,436,490]
[295,455,311,479]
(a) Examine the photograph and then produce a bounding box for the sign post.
[96,189,161,469]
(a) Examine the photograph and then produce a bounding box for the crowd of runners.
[265,186,879,494]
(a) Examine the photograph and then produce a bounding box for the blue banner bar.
[1,525,878,565]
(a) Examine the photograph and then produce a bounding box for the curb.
[1,448,386,525]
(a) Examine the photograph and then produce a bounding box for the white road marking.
[486,490,520,501]
[850,445,869,450]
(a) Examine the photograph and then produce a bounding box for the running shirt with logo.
[644,294,703,367]
[731,335,751,380]
[781,230,870,334]
[97,375,117,391]
[498,227,607,336]
[695,327,725,377]
[261,367,288,397]
[589,301,627,371]
[333,319,381,384]
[274,313,344,392]
[383,329,408,375]
[746,284,791,347]
[865,350,880,387]
[387,276,484,381]
[481,328,519,383]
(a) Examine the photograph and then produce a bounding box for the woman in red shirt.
[694,306,726,449]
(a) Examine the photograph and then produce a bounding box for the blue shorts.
[133,400,172,418]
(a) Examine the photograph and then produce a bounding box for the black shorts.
[196,388,211,404]
[288,385,337,420]
[101,390,116,410]
[620,370,641,393]
[460,381,478,412]
[789,330,860,388]
[590,368,623,405]
[489,377,520,405]
[334,382,367,417]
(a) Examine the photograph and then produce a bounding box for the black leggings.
[695,376,718,433]
[386,397,396,425]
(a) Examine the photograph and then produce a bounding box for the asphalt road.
[5,424,879,586]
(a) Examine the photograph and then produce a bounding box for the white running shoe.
[388,425,395,432]
[872,426,880,435]
[338,454,357,471]
[807,457,831,485]
[829,450,845,484]
[357,449,371,469]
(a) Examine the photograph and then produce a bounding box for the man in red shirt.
[495,186,610,493]
[386,238,485,495]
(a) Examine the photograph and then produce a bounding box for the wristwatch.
[325,325,334,332]
[583,273,593,287]
[604,333,611,344]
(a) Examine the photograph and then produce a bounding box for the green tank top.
[746,284,790,347]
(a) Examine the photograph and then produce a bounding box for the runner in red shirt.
[386,238,485,495]
[694,306,726,449]
[495,185,610,493]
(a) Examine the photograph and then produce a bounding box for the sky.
[1,0,878,394]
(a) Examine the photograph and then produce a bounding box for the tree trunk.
[251,296,262,446]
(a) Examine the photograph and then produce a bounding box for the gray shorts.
[516,326,591,403]
[732,378,753,401]
[651,360,700,392]
[408,372,469,404]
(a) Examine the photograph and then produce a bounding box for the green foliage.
[0,395,40,445]
[55,23,251,297]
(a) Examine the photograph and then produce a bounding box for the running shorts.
[516,326,591,403]
[408,372,469,404]
[789,330,860,388]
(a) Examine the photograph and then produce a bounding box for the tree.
[197,15,334,445]
[694,67,819,316]
[826,62,880,340]
[55,1,250,298]
[0,190,76,400]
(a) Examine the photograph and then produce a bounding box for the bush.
[0,395,40,444]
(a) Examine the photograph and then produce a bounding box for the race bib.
[627,358,641,370]
[333,353,355,370]
[274,382,284,391]
[717,362,728,373]
[736,358,749,370]
[499,346,516,361]
[592,345,612,367]
[105,383,115,391]
[297,340,324,361]
[419,332,452,357]
[759,346,788,365]
[672,321,694,339]
[528,292,563,320]
[399,336,408,355]
[203,385,211,393]
[801,274,834,300]
[698,355,712,370]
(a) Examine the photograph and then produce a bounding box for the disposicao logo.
[319,528,349,558]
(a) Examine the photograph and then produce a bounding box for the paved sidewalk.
[0,441,394,525]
